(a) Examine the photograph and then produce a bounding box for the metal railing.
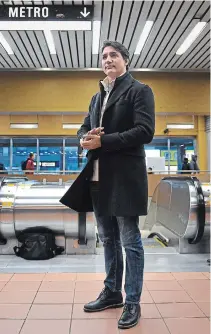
[0,169,210,175]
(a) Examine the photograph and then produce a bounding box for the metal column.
[9,138,13,174]
[63,138,65,175]
[167,138,171,174]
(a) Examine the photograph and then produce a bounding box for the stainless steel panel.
[144,178,210,240]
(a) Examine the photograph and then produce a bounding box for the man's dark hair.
[101,41,130,70]
[29,152,34,158]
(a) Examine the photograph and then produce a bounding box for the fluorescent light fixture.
[176,22,207,55]
[0,32,13,55]
[167,124,194,129]
[10,123,38,129]
[44,30,56,54]
[63,124,81,129]
[0,21,91,31]
[134,21,154,54]
[92,21,101,54]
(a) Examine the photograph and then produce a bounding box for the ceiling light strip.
[44,30,56,55]
[92,21,101,54]
[0,21,92,31]
[62,124,81,129]
[176,22,207,55]
[10,123,38,129]
[0,32,13,54]
[167,124,194,129]
[134,21,154,55]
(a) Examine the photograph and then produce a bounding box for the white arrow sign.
[80,7,90,18]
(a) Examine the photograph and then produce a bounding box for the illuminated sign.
[0,5,93,21]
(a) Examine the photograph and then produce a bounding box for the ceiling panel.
[135,1,174,68]
[60,31,72,68]
[129,1,161,68]
[68,31,78,68]
[154,1,206,68]
[0,0,209,71]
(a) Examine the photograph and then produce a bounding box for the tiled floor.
[0,272,210,334]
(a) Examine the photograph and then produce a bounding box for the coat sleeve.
[100,85,155,151]
[77,95,95,140]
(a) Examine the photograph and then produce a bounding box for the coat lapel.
[103,72,134,113]
[92,93,101,127]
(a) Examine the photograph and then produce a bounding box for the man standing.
[61,41,155,329]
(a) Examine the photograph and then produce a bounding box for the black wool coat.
[60,72,155,216]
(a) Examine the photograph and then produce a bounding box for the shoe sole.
[84,303,124,313]
[118,314,141,330]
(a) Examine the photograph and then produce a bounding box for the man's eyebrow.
[103,51,118,56]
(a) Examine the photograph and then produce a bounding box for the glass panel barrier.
[0,138,10,174]
[12,138,37,174]
[38,138,63,174]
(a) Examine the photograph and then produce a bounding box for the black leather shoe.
[84,286,123,312]
[118,304,141,329]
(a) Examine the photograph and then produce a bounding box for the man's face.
[102,46,127,79]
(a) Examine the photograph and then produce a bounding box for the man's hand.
[81,135,102,150]
[80,127,104,148]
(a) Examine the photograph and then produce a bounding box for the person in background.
[181,157,191,174]
[0,163,7,174]
[189,154,200,173]
[25,153,35,174]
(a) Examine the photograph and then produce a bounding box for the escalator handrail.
[162,176,206,244]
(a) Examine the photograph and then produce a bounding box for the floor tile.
[157,302,205,318]
[0,319,24,334]
[11,274,45,282]
[27,304,72,319]
[70,319,119,334]
[186,289,210,302]
[0,291,36,303]
[76,273,105,281]
[145,280,183,291]
[75,280,104,291]
[2,281,41,291]
[177,279,210,292]
[74,290,101,304]
[196,302,210,317]
[72,304,117,319]
[202,272,210,279]
[150,290,192,303]
[0,281,7,291]
[165,317,210,334]
[140,291,154,304]
[116,304,161,319]
[0,304,31,319]
[172,272,208,280]
[34,291,74,304]
[0,274,13,282]
[119,319,170,334]
[39,281,75,291]
[44,273,76,281]
[20,320,70,334]
[144,273,175,281]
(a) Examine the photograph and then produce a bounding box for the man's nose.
[106,56,112,63]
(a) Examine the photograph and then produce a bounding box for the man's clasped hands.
[80,127,104,150]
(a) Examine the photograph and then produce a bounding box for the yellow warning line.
[154,237,166,248]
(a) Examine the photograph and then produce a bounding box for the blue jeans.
[90,182,144,304]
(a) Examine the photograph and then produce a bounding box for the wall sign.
[0,5,94,21]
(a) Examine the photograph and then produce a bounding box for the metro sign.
[8,6,49,18]
[0,5,94,21]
